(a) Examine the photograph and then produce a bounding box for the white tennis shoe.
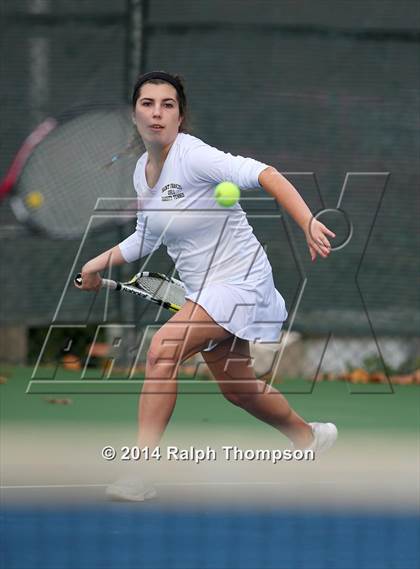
[306,422,338,454]
[106,476,157,502]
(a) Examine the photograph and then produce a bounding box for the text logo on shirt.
[161,183,185,202]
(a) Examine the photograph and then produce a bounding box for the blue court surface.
[1,506,419,569]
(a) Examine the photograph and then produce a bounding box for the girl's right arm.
[76,244,126,291]
[76,211,162,292]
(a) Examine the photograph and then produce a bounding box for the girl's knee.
[146,347,161,369]
[146,340,178,373]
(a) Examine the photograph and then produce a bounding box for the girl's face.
[133,82,182,147]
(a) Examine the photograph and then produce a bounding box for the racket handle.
[101,278,119,290]
[74,273,119,291]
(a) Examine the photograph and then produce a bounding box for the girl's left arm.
[259,166,335,261]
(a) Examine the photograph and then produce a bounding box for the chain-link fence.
[1,1,419,380]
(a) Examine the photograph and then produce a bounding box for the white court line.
[1,481,335,490]
[1,484,106,490]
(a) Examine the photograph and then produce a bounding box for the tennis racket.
[75,271,186,313]
[0,105,143,239]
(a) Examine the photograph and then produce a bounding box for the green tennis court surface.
[1,365,418,433]
[2,364,418,507]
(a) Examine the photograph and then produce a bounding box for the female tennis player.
[77,71,337,501]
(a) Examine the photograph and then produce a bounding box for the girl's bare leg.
[201,337,314,448]
[138,300,232,447]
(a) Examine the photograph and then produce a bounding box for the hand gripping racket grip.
[101,278,120,291]
[74,273,120,290]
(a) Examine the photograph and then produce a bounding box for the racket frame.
[1,104,143,239]
[75,271,185,313]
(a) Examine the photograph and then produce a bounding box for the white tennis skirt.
[185,271,288,347]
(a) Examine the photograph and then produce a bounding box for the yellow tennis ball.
[25,191,44,209]
[214,182,240,207]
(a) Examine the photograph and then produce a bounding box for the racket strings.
[136,276,185,307]
[16,108,143,238]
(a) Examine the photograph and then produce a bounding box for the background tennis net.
[2,506,419,569]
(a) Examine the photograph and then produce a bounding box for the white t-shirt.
[119,133,272,296]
